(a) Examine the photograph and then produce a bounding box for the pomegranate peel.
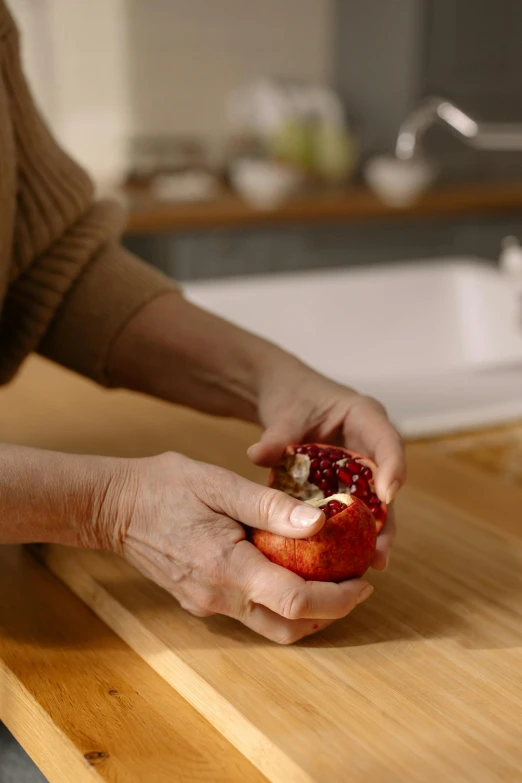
[250,493,376,582]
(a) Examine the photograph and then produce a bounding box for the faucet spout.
[396,97,522,159]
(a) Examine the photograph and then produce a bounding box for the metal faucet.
[395,96,522,160]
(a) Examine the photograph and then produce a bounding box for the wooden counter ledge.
[125,181,522,235]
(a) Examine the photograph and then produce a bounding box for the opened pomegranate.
[251,493,376,582]
[269,443,387,532]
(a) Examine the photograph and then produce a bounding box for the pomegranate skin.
[251,495,377,582]
[269,443,387,532]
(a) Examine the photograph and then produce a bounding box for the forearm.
[107,291,300,421]
[0,444,121,548]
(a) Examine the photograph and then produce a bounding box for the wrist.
[254,349,312,403]
[0,445,127,549]
[88,456,141,553]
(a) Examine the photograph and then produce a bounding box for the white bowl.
[364,155,436,207]
[152,171,218,203]
[230,160,301,210]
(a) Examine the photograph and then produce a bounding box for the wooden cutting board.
[39,445,522,783]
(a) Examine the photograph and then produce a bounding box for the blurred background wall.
[127,0,333,151]
[9,0,333,177]
[7,0,522,281]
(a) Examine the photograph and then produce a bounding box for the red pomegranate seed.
[337,468,353,485]
[310,459,320,470]
[355,478,370,496]
[323,500,347,519]
[322,499,348,520]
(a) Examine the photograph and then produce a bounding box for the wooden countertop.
[1,357,522,782]
[0,547,263,783]
[125,180,522,234]
[0,359,268,783]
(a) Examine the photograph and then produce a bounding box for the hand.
[104,452,375,644]
[107,294,404,572]
[247,359,405,570]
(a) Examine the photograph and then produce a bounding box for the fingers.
[371,504,397,571]
[198,469,326,538]
[250,395,406,503]
[239,603,335,645]
[232,541,373,620]
[247,421,304,468]
[344,396,406,503]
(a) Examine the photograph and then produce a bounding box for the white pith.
[288,453,312,486]
[306,493,354,509]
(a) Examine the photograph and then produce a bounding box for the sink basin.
[184,258,522,437]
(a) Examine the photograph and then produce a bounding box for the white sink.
[184,258,522,437]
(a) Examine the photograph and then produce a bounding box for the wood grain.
[39,470,522,783]
[125,181,522,234]
[0,546,264,783]
[426,423,522,485]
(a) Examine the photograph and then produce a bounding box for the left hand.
[247,359,405,571]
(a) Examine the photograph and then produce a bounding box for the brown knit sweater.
[0,3,173,385]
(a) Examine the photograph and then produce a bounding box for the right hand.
[102,452,375,644]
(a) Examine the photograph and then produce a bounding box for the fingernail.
[385,480,400,505]
[289,505,323,528]
[357,584,374,604]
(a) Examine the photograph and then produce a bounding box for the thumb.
[248,422,303,467]
[208,472,325,538]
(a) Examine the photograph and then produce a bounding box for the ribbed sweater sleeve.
[0,15,173,385]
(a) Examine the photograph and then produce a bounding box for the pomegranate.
[269,443,387,532]
[251,493,376,582]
